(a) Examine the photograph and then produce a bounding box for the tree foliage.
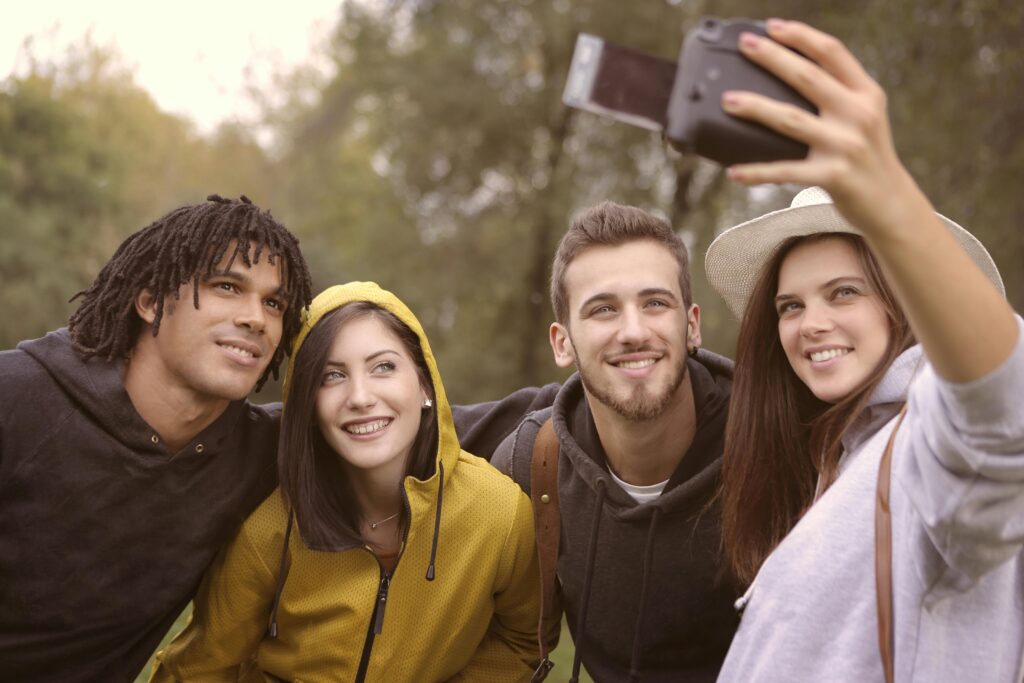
[1,39,275,352]
[3,1,1022,409]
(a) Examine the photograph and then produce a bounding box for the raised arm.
[722,19,1018,382]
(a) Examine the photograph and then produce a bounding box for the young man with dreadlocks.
[0,195,313,682]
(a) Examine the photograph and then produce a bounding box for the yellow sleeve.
[148,517,279,683]
[450,489,545,683]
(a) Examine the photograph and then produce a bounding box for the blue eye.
[777,301,802,316]
[833,286,859,300]
[322,370,345,384]
[373,361,397,374]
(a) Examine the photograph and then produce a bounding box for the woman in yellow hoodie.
[150,282,542,682]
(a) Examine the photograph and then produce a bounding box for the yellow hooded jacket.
[150,282,542,683]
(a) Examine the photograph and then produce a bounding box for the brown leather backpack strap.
[529,418,560,682]
[875,404,908,683]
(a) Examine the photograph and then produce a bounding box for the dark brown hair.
[721,233,914,584]
[68,194,313,390]
[278,302,438,549]
[551,201,692,325]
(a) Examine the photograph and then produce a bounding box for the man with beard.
[455,201,739,683]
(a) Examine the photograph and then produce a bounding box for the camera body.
[667,18,814,164]
[562,17,817,166]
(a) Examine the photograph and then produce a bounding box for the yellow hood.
[282,281,460,479]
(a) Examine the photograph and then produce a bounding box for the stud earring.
[422,398,433,409]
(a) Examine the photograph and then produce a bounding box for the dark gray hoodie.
[0,329,280,682]
[485,351,739,683]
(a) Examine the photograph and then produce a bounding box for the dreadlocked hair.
[68,194,313,391]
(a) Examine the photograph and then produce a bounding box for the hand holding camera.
[562,17,818,166]
[562,17,923,243]
[720,19,917,237]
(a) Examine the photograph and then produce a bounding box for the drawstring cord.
[268,460,445,638]
[267,511,295,638]
[425,461,444,581]
[569,479,607,683]
[628,507,661,682]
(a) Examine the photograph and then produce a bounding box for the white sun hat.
[704,186,1004,319]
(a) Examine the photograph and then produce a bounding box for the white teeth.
[223,344,254,358]
[809,348,850,362]
[617,359,656,369]
[345,419,391,435]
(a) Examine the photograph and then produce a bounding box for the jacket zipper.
[354,562,391,683]
[355,493,412,681]
[373,571,391,634]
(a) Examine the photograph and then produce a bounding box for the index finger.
[765,19,876,93]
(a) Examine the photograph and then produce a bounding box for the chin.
[811,384,855,404]
[205,377,261,401]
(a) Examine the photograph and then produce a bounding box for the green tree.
[0,38,279,351]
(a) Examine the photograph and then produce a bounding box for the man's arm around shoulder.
[490,407,554,497]
[453,384,560,461]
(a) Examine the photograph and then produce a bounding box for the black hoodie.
[471,351,739,683]
[0,329,280,682]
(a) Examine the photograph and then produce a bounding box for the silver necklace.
[368,511,400,530]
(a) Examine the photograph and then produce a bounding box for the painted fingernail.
[722,92,741,110]
[739,32,760,50]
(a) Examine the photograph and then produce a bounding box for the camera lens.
[699,18,722,42]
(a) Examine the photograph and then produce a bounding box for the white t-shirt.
[608,468,668,504]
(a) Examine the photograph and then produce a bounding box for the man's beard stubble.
[575,345,689,422]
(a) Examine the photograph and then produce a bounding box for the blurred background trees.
[5,2,1020,681]
[4,0,1021,408]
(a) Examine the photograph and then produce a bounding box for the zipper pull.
[373,573,391,635]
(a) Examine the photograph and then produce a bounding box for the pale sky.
[2,1,342,133]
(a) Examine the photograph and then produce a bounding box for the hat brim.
[705,201,1004,320]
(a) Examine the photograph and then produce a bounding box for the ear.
[549,322,576,369]
[419,378,434,406]
[686,303,702,351]
[134,289,158,325]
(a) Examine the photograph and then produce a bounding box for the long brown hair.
[721,233,914,584]
[278,302,438,549]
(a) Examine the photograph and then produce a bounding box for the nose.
[799,300,835,337]
[345,374,377,410]
[616,305,652,347]
[235,294,267,335]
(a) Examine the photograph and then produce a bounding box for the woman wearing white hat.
[704,19,1023,683]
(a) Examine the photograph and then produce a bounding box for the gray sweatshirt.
[717,317,1024,683]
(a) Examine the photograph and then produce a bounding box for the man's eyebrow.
[578,292,617,314]
[206,268,289,298]
[638,287,679,301]
[579,287,679,313]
